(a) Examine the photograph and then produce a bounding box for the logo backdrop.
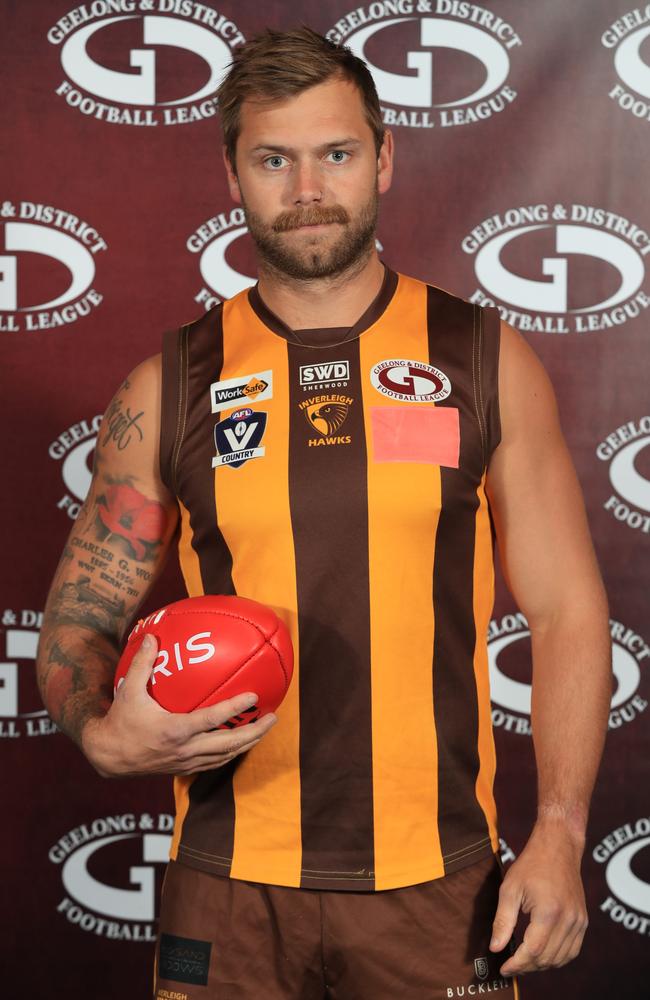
[1,2,648,997]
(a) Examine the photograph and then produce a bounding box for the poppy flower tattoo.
[97,484,166,561]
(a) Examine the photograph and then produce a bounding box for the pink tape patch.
[371,406,460,467]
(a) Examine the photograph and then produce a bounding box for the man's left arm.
[485,321,612,976]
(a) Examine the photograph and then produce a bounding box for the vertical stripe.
[173,305,238,872]
[472,477,499,848]
[286,336,375,888]
[217,294,303,886]
[177,500,204,597]
[169,775,195,860]
[361,276,444,889]
[428,285,491,870]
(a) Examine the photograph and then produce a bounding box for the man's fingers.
[490,880,521,953]
[546,915,588,968]
[119,634,160,693]
[187,693,268,734]
[186,716,275,759]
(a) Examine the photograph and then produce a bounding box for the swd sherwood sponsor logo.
[594,818,650,936]
[48,1,244,127]
[597,416,650,533]
[49,415,102,518]
[464,202,650,333]
[50,812,173,940]
[0,609,57,738]
[327,1,521,129]
[0,201,106,332]
[603,6,650,124]
[488,613,649,734]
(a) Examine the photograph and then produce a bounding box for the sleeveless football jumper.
[159,268,502,892]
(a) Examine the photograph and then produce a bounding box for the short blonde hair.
[217,26,385,168]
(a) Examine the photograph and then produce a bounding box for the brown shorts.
[154,855,519,1000]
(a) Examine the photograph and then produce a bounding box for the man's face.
[224,75,393,280]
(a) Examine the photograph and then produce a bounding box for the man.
[37,27,611,1000]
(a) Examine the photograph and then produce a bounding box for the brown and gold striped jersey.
[160,267,501,892]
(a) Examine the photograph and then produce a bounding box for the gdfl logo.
[0,609,57,739]
[593,818,650,936]
[327,2,522,129]
[0,201,106,333]
[48,3,245,127]
[487,613,649,734]
[596,416,650,534]
[50,813,173,940]
[603,7,650,124]
[464,202,650,334]
[49,416,102,519]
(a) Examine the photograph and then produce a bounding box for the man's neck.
[256,252,385,330]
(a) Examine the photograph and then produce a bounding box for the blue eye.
[328,150,349,163]
[264,156,286,170]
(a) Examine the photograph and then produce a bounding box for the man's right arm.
[36,355,276,777]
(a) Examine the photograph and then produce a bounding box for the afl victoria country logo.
[597,417,650,534]
[0,201,106,332]
[464,202,650,333]
[593,819,650,936]
[48,2,244,126]
[49,813,173,940]
[49,415,102,519]
[327,1,521,128]
[487,613,649,734]
[603,6,650,123]
[0,609,57,739]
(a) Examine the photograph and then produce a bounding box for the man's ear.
[223,146,241,204]
[377,129,394,196]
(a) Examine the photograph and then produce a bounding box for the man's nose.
[290,159,323,205]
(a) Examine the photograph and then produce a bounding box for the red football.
[113,595,293,728]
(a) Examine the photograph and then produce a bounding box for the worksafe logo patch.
[487,613,649,734]
[327,2,522,129]
[49,415,102,519]
[371,359,451,402]
[0,201,106,332]
[0,609,57,740]
[47,3,245,126]
[603,8,650,124]
[593,819,650,936]
[596,416,650,534]
[49,813,173,941]
[212,408,267,468]
[210,370,273,414]
[464,202,650,333]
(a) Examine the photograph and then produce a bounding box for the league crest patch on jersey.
[370,359,451,403]
[212,408,267,468]
[210,369,273,413]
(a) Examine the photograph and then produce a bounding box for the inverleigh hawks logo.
[0,200,106,332]
[327,1,522,129]
[596,417,650,533]
[49,813,173,941]
[593,818,650,936]
[603,7,650,124]
[464,202,650,333]
[300,395,353,447]
[487,613,649,734]
[47,3,245,127]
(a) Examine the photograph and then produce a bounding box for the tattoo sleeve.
[37,475,170,747]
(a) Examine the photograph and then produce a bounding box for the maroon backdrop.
[2,1,649,996]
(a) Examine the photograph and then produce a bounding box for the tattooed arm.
[37,357,276,777]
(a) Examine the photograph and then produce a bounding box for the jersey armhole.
[477,305,502,464]
[159,325,189,495]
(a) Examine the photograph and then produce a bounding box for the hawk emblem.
[304,401,349,436]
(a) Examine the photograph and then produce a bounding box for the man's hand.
[81,634,278,778]
[490,821,589,976]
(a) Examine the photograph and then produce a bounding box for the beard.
[242,186,379,281]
